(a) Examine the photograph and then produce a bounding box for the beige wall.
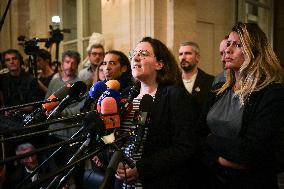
[0,0,58,59]
[195,0,236,74]
[1,0,235,76]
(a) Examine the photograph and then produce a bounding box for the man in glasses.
[78,43,105,86]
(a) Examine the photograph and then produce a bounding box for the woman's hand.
[115,162,139,183]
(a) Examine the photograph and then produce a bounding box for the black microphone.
[119,81,140,118]
[48,81,87,119]
[133,94,153,153]
[23,83,73,125]
[17,111,102,189]
[99,150,122,189]
[47,111,104,189]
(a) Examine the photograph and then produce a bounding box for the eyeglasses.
[128,50,154,60]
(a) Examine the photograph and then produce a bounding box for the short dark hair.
[88,44,105,55]
[37,49,52,66]
[62,50,81,65]
[2,49,24,65]
[37,49,51,61]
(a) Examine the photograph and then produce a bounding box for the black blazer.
[192,68,214,110]
[5,157,58,189]
[198,83,284,188]
[136,84,201,188]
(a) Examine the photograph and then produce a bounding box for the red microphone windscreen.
[101,97,118,114]
[42,83,72,111]
[100,97,120,129]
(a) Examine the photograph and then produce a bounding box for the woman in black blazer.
[115,37,200,189]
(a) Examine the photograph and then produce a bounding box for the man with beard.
[45,50,85,188]
[101,50,133,91]
[178,41,214,110]
[45,50,84,140]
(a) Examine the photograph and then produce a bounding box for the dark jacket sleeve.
[136,85,199,179]
[206,84,284,169]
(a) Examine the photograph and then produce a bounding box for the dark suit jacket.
[5,156,58,189]
[198,83,284,188]
[136,84,202,188]
[192,68,214,111]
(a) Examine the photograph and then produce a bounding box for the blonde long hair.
[217,22,283,105]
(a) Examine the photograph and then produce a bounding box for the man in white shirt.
[178,41,214,109]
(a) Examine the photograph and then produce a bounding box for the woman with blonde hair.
[199,22,284,188]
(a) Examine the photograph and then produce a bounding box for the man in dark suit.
[178,41,214,110]
[5,142,59,188]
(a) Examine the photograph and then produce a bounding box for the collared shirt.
[183,72,197,94]
[25,167,38,182]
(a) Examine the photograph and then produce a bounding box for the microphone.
[106,80,120,91]
[21,111,103,189]
[80,81,107,112]
[23,83,73,125]
[100,97,120,131]
[43,83,73,112]
[98,89,121,106]
[47,81,87,119]
[119,82,140,118]
[133,94,153,153]
[50,112,105,189]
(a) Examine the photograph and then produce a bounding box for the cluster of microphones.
[0,79,154,189]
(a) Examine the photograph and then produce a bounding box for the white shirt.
[183,72,197,93]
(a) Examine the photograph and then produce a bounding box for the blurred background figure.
[79,43,105,87]
[36,49,55,100]
[5,143,58,189]
[0,49,40,115]
[212,35,229,85]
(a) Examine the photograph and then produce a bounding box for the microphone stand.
[99,150,122,189]
[21,144,106,189]
[20,132,135,189]
[0,123,82,143]
[0,111,90,136]
[0,136,85,165]
[0,98,60,112]
[14,124,91,189]
[47,133,93,189]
